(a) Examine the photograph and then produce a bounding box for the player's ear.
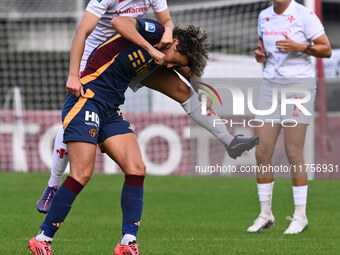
[173,38,179,45]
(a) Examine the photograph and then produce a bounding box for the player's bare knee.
[129,161,146,176]
[286,149,303,165]
[70,170,92,186]
[255,148,271,164]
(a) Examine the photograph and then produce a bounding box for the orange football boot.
[27,237,53,255]
[114,241,140,255]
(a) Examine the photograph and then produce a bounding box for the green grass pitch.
[1,172,340,254]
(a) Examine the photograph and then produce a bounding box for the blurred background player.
[247,0,331,234]
[36,0,260,214]
[28,18,210,255]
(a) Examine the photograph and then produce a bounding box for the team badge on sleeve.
[145,22,156,33]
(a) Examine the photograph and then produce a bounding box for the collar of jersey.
[270,0,296,16]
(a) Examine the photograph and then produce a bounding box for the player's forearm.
[111,17,154,53]
[155,9,174,30]
[301,44,332,58]
[163,20,174,31]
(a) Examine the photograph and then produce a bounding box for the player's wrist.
[164,26,173,33]
[298,43,308,53]
[303,44,317,55]
[69,72,79,78]
[141,41,155,53]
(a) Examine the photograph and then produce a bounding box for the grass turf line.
[0,172,339,254]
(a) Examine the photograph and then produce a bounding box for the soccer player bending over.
[27,18,252,255]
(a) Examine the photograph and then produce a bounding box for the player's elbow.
[320,43,332,58]
[325,48,332,58]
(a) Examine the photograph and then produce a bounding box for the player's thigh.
[101,133,145,176]
[255,123,282,161]
[62,92,101,145]
[67,141,97,185]
[140,67,191,103]
[61,92,101,185]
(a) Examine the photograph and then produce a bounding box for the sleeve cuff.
[309,29,325,41]
[85,6,103,18]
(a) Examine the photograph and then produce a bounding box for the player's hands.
[66,74,84,98]
[254,40,266,63]
[156,27,173,50]
[276,34,305,53]
[148,47,166,65]
[198,92,213,110]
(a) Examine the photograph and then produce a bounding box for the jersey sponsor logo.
[89,128,98,138]
[288,15,295,23]
[114,6,149,15]
[264,28,291,36]
[145,22,156,33]
[56,148,68,159]
[85,111,100,127]
[94,0,103,4]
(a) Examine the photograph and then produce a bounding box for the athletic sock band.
[62,175,84,195]
[124,175,145,187]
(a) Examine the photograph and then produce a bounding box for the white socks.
[181,93,234,146]
[257,182,308,219]
[293,185,308,219]
[120,234,136,245]
[47,128,68,188]
[35,230,53,242]
[257,182,274,216]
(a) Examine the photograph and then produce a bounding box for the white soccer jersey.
[81,0,168,70]
[258,0,324,80]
